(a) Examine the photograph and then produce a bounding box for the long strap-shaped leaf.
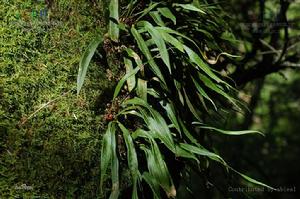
[138,21,171,73]
[100,122,115,194]
[109,0,119,42]
[131,26,167,85]
[118,123,139,199]
[141,142,176,198]
[77,35,103,95]
[110,123,120,199]
[198,126,264,136]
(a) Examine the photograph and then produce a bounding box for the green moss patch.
[0,0,115,198]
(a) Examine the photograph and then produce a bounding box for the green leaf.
[156,27,200,52]
[125,98,175,152]
[173,3,206,14]
[180,143,227,166]
[147,116,175,152]
[100,122,115,194]
[110,122,120,199]
[197,73,239,108]
[158,7,176,24]
[131,26,166,85]
[199,126,265,136]
[139,21,171,73]
[125,48,145,76]
[113,66,139,99]
[231,168,275,190]
[77,35,103,95]
[136,2,160,21]
[174,80,185,105]
[191,76,217,110]
[109,0,119,41]
[124,57,136,92]
[178,118,199,146]
[175,145,199,163]
[183,45,224,84]
[157,28,184,52]
[183,88,202,122]
[118,123,139,199]
[142,172,160,199]
[137,78,147,102]
[141,142,176,198]
[162,102,181,134]
[149,11,165,26]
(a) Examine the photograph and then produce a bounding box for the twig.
[21,90,71,125]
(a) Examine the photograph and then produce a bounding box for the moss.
[0,0,117,198]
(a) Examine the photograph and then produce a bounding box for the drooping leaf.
[180,143,227,166]
[157,7,176,25]
[162,102,181,134]
[136,2,160,20]
[149,11,165,26]
[157,28,184,52]
[191,76,217,110]
[141,141,176,198]
[183,88,202,122]
[175,145,199,163]
[124,98,175,151]
[198,73,239,108]
[231,168,275,190]
[137,78,147,102]
[173,3,206,14]
[199,126,265,136]
[184,45,224,84]
[178,118,199,146]
[109,122,120,199]
[142,172,160,199]
[156,27,201,52]
[113,66,139,99]
[77,35,103,95]
[125,48,145,76]
[109,0,119,41]
[124,57,136,92]
[131,26,166,85]
[139,21,171,73]
[100,122,115,193]
[118,123,139,199]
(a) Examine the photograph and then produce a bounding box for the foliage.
[78,0,274,198]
